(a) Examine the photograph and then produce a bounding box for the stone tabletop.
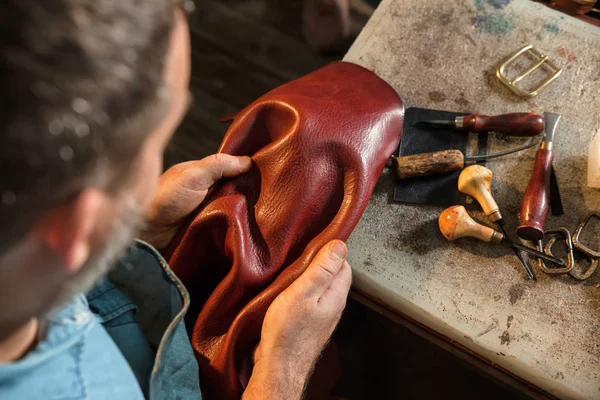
[343,0,600,398]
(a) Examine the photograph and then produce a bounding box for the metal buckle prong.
[510,55,548,85]
[496,45,562,98]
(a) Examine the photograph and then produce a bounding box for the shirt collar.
[0,294,93,375]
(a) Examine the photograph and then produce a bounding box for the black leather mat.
[393,107,488,206]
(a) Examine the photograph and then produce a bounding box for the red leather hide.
[165,61,404,398]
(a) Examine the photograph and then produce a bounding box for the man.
[0,1,352,399]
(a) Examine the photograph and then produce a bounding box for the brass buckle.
[496,45,562,99]
[572,212,600,258]
[535,228,574,274]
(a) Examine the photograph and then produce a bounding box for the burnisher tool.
[439,205,565,266]
[458,165,536,280]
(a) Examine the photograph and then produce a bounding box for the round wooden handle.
[462,113,544,137]
[458,165,501,222]
[439,205,500,242]
[393,150,464,179]
[517,148,554,241]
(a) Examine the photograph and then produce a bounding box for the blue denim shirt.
[0,240,202,400]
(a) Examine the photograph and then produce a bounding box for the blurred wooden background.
[165,0,338,167]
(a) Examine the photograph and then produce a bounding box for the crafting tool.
[392,107,472,206]
[414,112,544,137]
[439,205,565,266]
[496,44,562,98]
[458,165,536,280]
[517,112,561,241]
[392,141,538,179]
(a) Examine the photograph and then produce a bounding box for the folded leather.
[164,61,404,399]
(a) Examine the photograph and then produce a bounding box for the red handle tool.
[461,112,544,136]
[517,112,560,241]
[415,112,544,136]
[517,147,554,241]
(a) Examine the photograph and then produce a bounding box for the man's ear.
[36,188,105,273]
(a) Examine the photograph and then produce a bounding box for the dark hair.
[0,0,174,252]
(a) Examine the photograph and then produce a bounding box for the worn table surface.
[343,0,600,398]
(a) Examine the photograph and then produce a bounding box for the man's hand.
[140,154,252,250]
[243,240,352,400]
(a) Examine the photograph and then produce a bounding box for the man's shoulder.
[106,240,202,400]
[0,295,145,400]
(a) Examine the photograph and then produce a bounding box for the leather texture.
[164,61,404,399]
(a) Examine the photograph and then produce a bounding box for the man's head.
[0,0,191,337]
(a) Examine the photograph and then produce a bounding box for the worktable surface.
[343,0,600,398]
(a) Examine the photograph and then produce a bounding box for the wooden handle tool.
[458,165,501,222]
[392,141,538,180]
[517,112,560,241]
[458,165,536,280]
[414,112,544,136]
[439,205,502,243]
[439,206,564,265]
[393,149,464,179]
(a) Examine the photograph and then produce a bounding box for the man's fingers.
[181,154,252,191]
[318,260,352,306]
[290,240,347,299]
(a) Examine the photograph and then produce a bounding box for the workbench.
[343,0,600,398]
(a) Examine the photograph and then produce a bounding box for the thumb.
[289,240,347,299]
[181,154,252,191]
